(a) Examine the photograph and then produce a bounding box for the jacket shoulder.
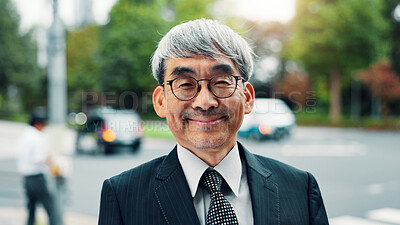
[100,156,170,224]
[254,154,306,174]
[108,155,166,189]
[250,153,310,186]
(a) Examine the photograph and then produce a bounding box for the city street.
[1,120,400,224]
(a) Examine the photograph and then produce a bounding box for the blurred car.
[238,98,296,140]
[76,107,143,154]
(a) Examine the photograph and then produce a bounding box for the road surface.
[1,120,399,224]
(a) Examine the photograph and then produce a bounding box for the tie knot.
[200,169,223,194]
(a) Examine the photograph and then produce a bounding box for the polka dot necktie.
[200,169,239,225]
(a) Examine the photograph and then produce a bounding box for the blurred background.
[1,0,400,224]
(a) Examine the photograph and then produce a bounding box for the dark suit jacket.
[98,142,329,225]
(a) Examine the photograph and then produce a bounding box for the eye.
[212,75,234,86]
[214,80,230,85]
[178,82,195,88]
[174,77,197,89]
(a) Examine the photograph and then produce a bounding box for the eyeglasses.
[163,74,243,101]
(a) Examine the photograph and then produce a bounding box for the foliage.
[98,0,165,95]
[66,25,101,111]
[172,0,214,23]
[283,0,389,121]
[0,0,42,116]
[244,21,296,103]
[286,0,388,76]
[275,71,313,111]
[356,61,400,117]
[96,0,215,112]
[383,1,400,75]
[296,110,400,130]
[246,21,290,57]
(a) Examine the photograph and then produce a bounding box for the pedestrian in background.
[17,112,59,225]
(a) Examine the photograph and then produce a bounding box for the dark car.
[238,98,296,140]
[76,107,142,154]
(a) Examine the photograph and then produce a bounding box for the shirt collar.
[177,143,242,198]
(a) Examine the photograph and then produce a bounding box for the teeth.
[193,117,225,122]
[195,118,220,122]
[191,117,224,125]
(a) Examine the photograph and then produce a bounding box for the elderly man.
[98,18,329,225]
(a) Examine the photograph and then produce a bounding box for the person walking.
[17,113,59,225]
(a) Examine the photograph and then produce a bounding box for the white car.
[76,107,142,154]
[238,98,296,140]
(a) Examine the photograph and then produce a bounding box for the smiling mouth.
[188,116,227,126]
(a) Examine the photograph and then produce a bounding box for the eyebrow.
[169,64,235,77]
[170,67,197,76]
[211,64,235,74]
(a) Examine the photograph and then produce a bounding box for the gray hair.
[151,18,254,85]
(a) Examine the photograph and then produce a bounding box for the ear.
[244,82,255,114]
[153,86,166,118]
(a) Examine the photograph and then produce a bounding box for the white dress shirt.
[177,143,254,225]
[17,126,49,176]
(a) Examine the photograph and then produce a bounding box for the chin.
[189,136,227,150]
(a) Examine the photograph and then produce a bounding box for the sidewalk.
[0,207,97,225]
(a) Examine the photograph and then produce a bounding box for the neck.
[181,142,236,167]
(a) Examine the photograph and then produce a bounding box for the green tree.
[97,0,215,113]
[0,0,41,116]
[383,1,400,76]
[171,0,214,23]
[66,25,100,111]
[97,0,168,111]
[283,0,388,122]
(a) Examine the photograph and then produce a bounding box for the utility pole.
[47,0,67,126]
[47,1,68,224]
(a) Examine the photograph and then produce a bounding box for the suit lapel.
[154,143,279,225]
[240,143,280,225]
[154,146,200,225]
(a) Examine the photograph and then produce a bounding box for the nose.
[191,83,218,110]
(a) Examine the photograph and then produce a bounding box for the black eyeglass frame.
[162,74,243,101]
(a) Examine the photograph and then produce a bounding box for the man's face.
[153,55,254,152]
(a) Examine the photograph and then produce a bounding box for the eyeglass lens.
[171,74,238,100]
